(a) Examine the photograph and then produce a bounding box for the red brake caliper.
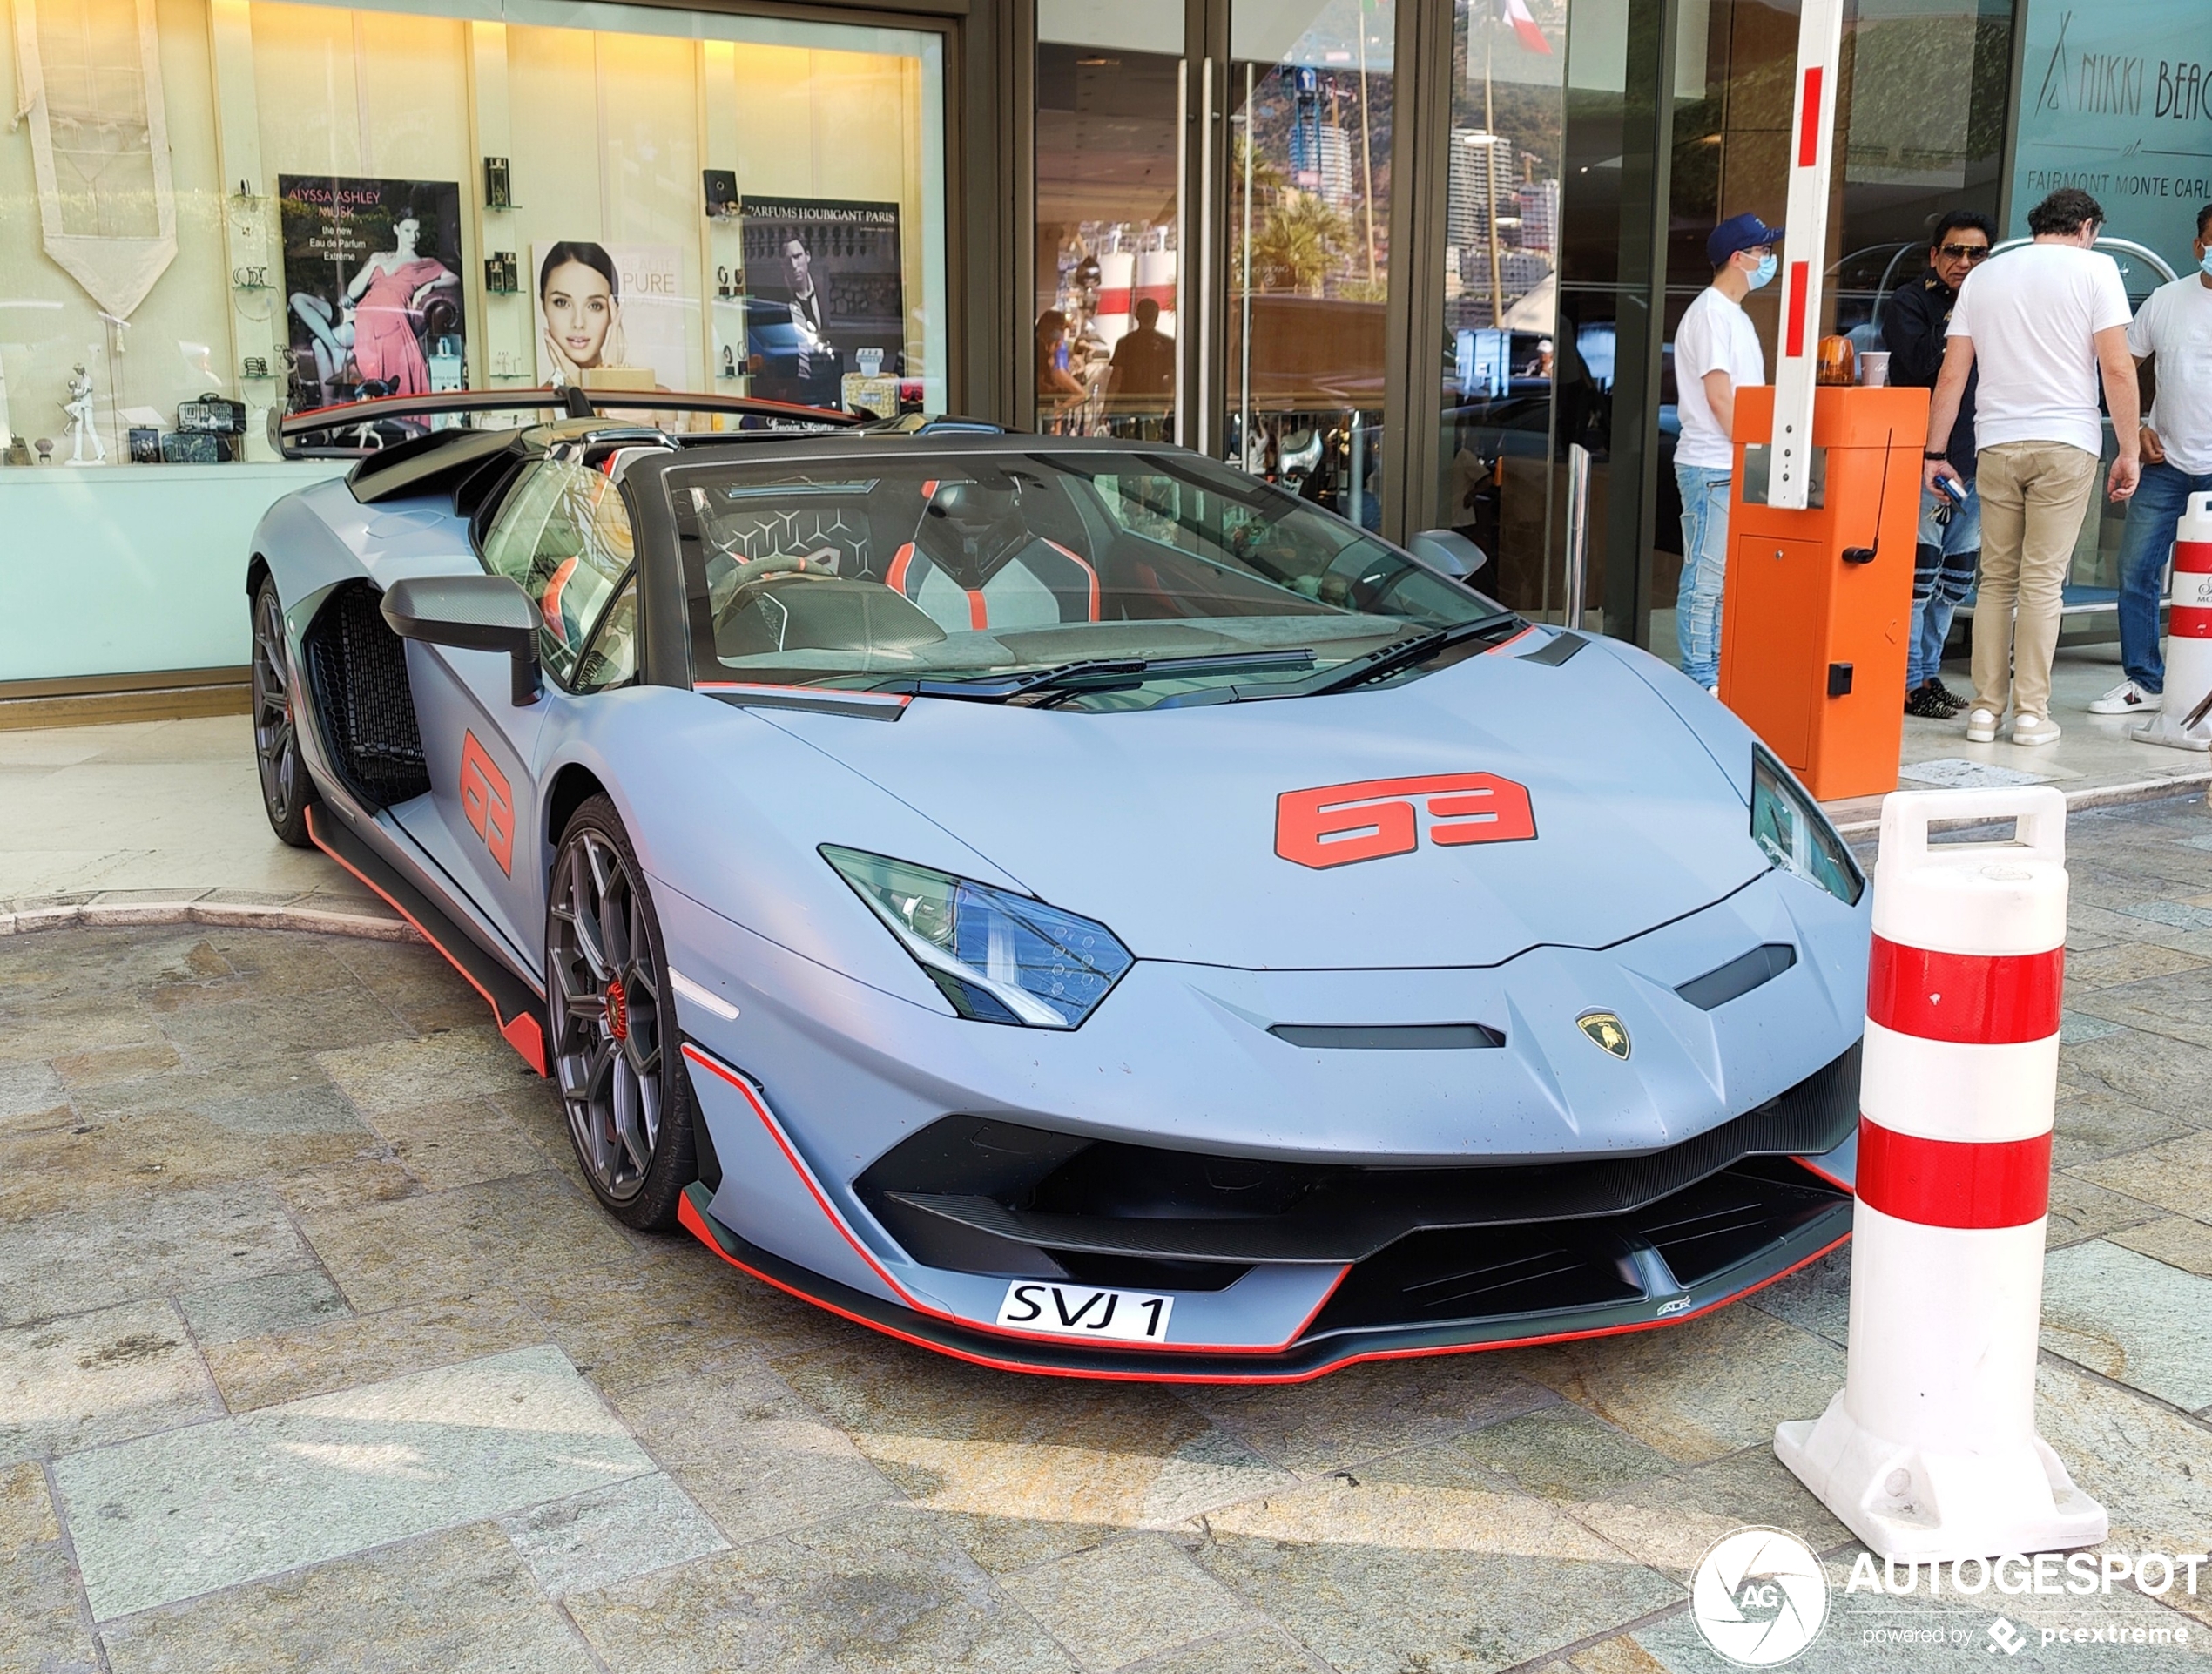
[605,975,629,1041]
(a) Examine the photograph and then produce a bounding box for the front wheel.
[547,794,697,1232]
[251,576,315,847]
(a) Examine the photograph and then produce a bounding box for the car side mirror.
[1407,529,1489,582]
[381,574,541,705]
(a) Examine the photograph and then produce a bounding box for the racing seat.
[886,480,1099,632]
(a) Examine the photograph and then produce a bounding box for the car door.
[395,456,642,965]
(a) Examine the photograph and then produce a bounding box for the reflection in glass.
[1438,0,1562,611]
[1225,0,1393,529]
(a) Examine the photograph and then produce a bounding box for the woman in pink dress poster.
[346,206,458,395]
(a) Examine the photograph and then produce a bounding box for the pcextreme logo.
[1689,1527,1830,1666]
[1275,773,1536,869]
[459,731,515,876]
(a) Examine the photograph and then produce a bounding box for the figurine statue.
[63,365,105,465]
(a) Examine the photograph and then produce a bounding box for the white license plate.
[995,1279,1174,1343]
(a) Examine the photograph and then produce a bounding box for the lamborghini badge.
[1578,1011,1631,1059]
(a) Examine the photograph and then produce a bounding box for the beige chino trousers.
[1970,440,2101,722]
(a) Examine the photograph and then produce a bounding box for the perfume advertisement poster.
[738,199,902,408]
[532,242,690,392]
[278,176,464,411]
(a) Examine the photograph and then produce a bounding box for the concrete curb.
[0,899,420,942]
[1829,770,2209,837]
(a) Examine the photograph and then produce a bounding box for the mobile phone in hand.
[1938,476,1969,510]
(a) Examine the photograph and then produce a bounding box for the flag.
[1495,0,1552,55]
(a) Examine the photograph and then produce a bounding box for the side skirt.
[307,804,549,1075]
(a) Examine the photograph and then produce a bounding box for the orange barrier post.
[1718,385,1928,802]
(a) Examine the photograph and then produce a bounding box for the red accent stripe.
[678,1042,1346,1356]
[887,541,915,594]
[677,1190,1851,1385]
[1856,1116,2051,1230]
[1043,537,1102,621]
[1784,262,1811,359]
[1797,67,1824,167]
[306,807,549,1076]
[966,589,989,631]
[1866,935,2063,1044]
[2173,541,2212,574]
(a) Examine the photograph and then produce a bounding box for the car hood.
[756,638,1769,970]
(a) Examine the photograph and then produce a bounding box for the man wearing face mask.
[2098,203,2212,719]
[1674,213,1783,692]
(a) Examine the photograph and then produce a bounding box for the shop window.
[0,0,948,470]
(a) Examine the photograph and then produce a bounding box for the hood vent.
[1677,942,1797,1011]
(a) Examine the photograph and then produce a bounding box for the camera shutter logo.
[1689,1527,1829,1666]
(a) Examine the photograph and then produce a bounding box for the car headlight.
[1750,747,1863,906]
[822,846,1134,1028]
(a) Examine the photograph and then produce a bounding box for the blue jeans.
[1676,462,1732,688]
[2114,462,2212,694]
[1909,480,1980,691]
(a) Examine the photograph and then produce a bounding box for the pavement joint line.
[2033,1345,2212,1438]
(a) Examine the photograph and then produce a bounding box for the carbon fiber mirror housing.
[381,573,542,705]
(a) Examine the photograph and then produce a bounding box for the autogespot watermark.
[1689,1530,2204,1665]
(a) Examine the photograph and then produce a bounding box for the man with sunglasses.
[2097,202,2212,720]
[1885,212,1995,719]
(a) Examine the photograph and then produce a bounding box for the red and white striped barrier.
[1776,786,2107,1561]
[2131,490,2212,752]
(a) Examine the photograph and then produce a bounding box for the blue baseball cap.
[1708,212,1784,266]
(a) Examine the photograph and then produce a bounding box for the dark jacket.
[1884,266,1978,478]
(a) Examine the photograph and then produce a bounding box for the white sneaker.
[2088,679,2162,716]
[1965,707,2000,743]
[2013,712,2061,746]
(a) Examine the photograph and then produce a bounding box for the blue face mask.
[1748,253,1779,290]
[2201,247,2212,280]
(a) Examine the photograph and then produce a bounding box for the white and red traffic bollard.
[2132,490,2212,752]
[1775,786,2107,1561]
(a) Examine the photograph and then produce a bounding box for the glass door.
[1224,0,1395,527]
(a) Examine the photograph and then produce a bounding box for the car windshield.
[666,449,1513,709]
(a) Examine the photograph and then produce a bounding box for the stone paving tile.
[2109,1215,2212,1277]
[1568,1441,1850,1576]
[0,1460,100,1674]
[1749,1245,1851,1347]
[2046,1171,2164,1248]
[0,1184,314,1327]
[51,1040,181,1087]
[294,1168,635,1312]
[611,1362,898,1546]
[0,1299,221,1465]
[314,1026,545,1117]
[2063,965,2212,1050]
[2061,1029,2212,1125]
[1183,1353,1556,1477]
[773,1340,1294,1536]
[199,1296,550,1412]
[1191,1497,1676,1674]
[498,1471,729,1598]
[322,936,489,1034]
[178,1270,351,1346]
[1434,1401,1677,1502]
[2069,1129,2212,1223]
[563,1502,1083,1672]
[95,1522,600,1674]
[54,1345,653,1620]
[2040,1240,2212,1410]
[152,982,419,1070]
[0,1058,66,1124]
[268,1154,423,1218]
[2064,939,2210,991]
[1120,1623,1328,1674]
[998,1534,1264,1673]
[1513,1306,1849,1466]
[366,1095,569,1191]
[2059,1010,2126,1044]
[2048,1090,2198,1171]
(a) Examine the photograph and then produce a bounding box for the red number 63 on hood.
[1276,773,1536,870]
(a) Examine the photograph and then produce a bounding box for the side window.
[574,574,639,693]
[480,460,637,687]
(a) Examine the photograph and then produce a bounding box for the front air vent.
[301,582,431,808]
[1269,1023,1505,1050]
[1676,942,1797,1011]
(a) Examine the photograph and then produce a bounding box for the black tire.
[547,794,697,1232]
[251,576,316,847]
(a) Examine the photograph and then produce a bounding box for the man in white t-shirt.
[1925,187,2139,746]
[1672,212,1781,691]
[2096,202,2212,718]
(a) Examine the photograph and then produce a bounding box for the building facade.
[3,0,2208,697]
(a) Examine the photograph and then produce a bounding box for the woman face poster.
[532,243,690,391]
[278,177,464,410]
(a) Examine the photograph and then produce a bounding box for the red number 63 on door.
[1275,773,1536,870]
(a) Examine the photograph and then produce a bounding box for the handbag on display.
[178,393,247,435]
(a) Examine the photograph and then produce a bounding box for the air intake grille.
[302,582,430,807]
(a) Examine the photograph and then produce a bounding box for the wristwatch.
[1923,450,1948,460]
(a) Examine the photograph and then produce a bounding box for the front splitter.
[677,1181,1851,1383]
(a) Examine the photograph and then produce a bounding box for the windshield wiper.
[1289,610,1525,698]
[890,649,1317,704]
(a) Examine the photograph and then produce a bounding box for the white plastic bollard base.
[2133,491,2212,752]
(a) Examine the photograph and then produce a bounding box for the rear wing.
[272,386,863,460]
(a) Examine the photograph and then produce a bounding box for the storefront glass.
[0,0,948,470]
